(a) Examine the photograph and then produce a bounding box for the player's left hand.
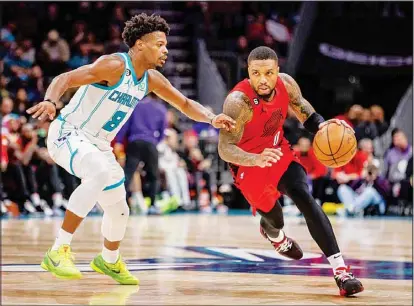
[318,119,354,133]
[27,101,57,121]
[211,114,236,131]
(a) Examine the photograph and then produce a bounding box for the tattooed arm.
[279,73,315,124]
[218,91,282,167]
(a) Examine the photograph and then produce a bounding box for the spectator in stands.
[20,38,36,65]
[332,139,369,185]
[370,105,389,137]
[70,20,88,51]
[358,138,380,167]
[166,109,182,134]
[3,46,32,82]
[354,108,378,141]
[1,97,14,119]
[111,4,128,30]
[104,24,127,54]
[181,129,214,211]
[384,129,413,184]
[236,35,250,63]
[82,32,104,57]
[158,129,191,209]
[2,117,37,214]
[335,104,363,128]
[68,44,91,69]
[398,156,413,206]
[39,3,64,36]
[114,94,167,214]
[294,136,328,203]
[1,21,17,44]
[246,13,267,46]
[27,65,45,103]
[41,30,70,76]
[13,88,30,119]
[0,76,11,99]
[337,162,390,216]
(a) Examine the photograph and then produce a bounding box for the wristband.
[44,99,57,108]
[303,112,325,134]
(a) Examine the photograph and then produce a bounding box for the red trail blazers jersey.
[228,77,300,213]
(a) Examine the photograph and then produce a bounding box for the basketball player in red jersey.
[218,47,364,297]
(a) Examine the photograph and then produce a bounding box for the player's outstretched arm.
[218,91,282,168]
[27,55,124,121]
[279,73,353,133]
[148,69,235,131]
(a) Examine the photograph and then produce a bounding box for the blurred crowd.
[1,2,412,218]
[282,104,412,217]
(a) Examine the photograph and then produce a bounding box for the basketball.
[313,122,357,168]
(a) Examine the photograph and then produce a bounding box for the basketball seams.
[332,125,346,155]
[314,142,357,162]
[314,137,332,156]
[326,123,338,166]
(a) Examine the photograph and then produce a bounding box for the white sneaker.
[200,205,212,214]
[24,201,37,214]
[40,200,54,217]
[216,204,228,215]
[1,201,7,214]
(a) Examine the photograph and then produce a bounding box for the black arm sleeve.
[303,112,325,134]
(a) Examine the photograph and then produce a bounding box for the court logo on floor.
[2,246,411,280]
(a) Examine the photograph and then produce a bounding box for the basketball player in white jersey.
[27,13,236,285]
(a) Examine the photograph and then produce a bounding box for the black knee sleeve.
[258,202,284,230]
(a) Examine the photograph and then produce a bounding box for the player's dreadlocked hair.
[248,46,278,64]
[122,13,170,48]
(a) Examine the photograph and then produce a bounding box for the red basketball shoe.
[260,226,303,260]
[334,266,364,297]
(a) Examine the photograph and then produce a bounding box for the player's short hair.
[122,13,170,48]
[248,46,278,64]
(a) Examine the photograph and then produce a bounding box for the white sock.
[132,192,145,205]
[267,230,285,243]
[327,252,346,273]
[102,246,119,264]
[31,193,41,207]
[51,228,73,251]
[52,193,63,208]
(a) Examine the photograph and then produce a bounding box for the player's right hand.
[255,148,283,168]
[26,101,57,121]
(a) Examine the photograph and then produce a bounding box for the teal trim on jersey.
[69,149,79,176]
[103,177,125,191]
[57,114,64,121]
[67,141,73,154]
[66,142,78,176]
[91,53,126,90]
[125,52,139,85]
[59,85,89,136]
[63,85,89,121]
[79,91,111,129]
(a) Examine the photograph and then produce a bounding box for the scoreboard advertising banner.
[300,18,413,76]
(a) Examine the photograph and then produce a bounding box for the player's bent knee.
[101,199,130,242]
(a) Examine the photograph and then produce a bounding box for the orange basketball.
[313,122,357,168]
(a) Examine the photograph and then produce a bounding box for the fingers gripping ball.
[313,122,357,168]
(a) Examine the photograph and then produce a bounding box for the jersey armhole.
[91,53,127,90]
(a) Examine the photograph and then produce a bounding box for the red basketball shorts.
[233,146,299,215]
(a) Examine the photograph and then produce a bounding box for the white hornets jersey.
[57,52,148,142]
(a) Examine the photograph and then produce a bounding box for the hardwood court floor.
[1,213,412,305]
